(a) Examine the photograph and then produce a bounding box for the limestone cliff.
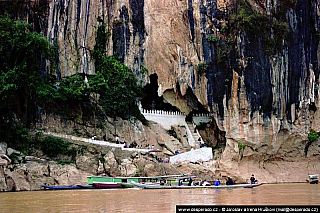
[1,0,320,182]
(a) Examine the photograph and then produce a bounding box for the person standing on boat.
[214,178,221,186]
[188,178,193,186]
[226,177,234,185]
[250,174,258,184]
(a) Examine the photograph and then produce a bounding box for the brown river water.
[0,183,319,213]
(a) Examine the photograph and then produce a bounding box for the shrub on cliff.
[228,0,289,55]
[305,129,319,156]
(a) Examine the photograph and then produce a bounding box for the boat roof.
[87,174,192,179]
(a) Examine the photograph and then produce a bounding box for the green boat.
[87,174,190,189]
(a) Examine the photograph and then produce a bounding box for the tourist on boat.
[178,179,183,186]
[250,174,258,184]
[188,178,193,186]
[195,180,201,186]
[160,179,165,186]
[214,178,221,186]
[226,177,234,185]
[202,179,211,186]
[132,141,138,148]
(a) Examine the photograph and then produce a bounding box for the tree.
[91,20,143,118]
[0,15,55,126]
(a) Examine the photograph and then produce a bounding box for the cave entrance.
[184,86,209,122]
[140,73,178,111]
[185,100,209,122]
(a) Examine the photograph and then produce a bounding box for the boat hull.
[41,185,81,190]
[41,185,94,190]
[92,182,122,189]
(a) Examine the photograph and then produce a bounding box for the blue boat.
[41,185,94,190]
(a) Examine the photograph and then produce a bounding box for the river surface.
[0,183,319,212]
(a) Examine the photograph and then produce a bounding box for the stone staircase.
[186,121,201,149]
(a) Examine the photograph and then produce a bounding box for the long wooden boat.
[87,174,191,189]
[130,182,263,189]
[41,185,94,190]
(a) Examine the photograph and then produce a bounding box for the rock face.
[1,0,320,183]
[0,143,91,191]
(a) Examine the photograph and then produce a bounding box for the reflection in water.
[0,183,319,212]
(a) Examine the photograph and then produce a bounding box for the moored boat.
[87,174,191,189]
[41,185,94,190]
[308,174,319,184]
[41,185,81,190]
[130,182,263,189]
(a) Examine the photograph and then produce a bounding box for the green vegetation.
[135,168,143,177]
[305,129,319,156]
[32,174,39,178]
[220,25,229,35]
[0,15,147,150]
[141,65,149,75]
[58,159,75,165]
[228,0,289,55]
[0,14,56,126]
[207,35,218,43]
[197,63,209,75]
[98,152,106,164]
[226,37,234,45]
[2,123,81,164]
[91,19,145,121]
[238,142,246,150]
[167,129,177,138]
[40,136,71,158]
[307,129,319,143]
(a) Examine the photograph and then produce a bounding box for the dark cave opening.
[184,86,209,122]
[140,73,178,111]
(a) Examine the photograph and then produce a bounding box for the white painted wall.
[170,147,213,164]
[142,111,186,130]
[138,104,212,148]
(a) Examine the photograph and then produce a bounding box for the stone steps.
[186,121,201,149]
